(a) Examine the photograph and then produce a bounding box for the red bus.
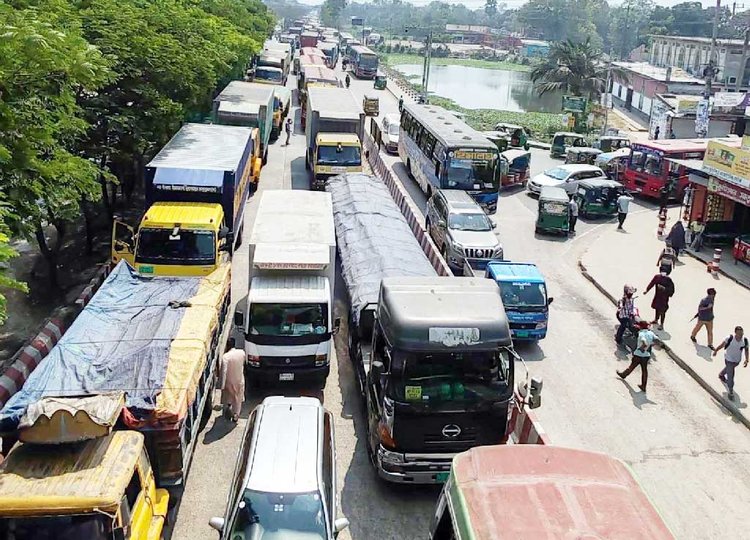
[623,137,742,199]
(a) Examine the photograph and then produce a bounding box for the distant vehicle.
[595,147,630,179]
[565,146,602,165]
[550,131,587,158]
[429,445,675,540]
[536,186,571,235]
[425,189,502,274]
[399,103,501,214]
[494,122,529,150]
[528,164,607,195]
[594,134,630,153]
[349,45,379,79]
[209,397,350,539]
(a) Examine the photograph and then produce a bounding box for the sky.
[297,0,722,8]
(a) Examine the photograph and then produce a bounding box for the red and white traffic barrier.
[503,402,549,445]
[707,248,721,275]
[657,209,667,238]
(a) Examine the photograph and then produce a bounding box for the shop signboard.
[707,176,750,207]
[703,142,750,190]
[562,95,587,113]
[676,97,700,115]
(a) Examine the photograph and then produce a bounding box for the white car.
[380,113,400,154]
[527,164,607,195]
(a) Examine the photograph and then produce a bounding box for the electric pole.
[704,0,722,97]
[405,25,433,103]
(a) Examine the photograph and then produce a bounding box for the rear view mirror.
[208,517,225,532]
[113,528,126,540]
[528,377,543,409]
[333,317,342,335]
[547,297,554,305]
[438,219,446,229]
[234,309,245,328]
[334,518,350,536]
[218,226,229,239]
[491,221,497,229]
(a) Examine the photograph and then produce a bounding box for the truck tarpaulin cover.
[0,261,229,432]
[326,173,435,325]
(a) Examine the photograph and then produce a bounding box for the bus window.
[644,154,662,175]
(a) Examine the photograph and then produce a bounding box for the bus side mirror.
[234,309,245,328]
[547,297,554,305]
[209,517,225,532]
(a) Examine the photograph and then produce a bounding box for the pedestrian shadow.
[203,415,237,444]
[618,379,657,409]
[692,344,713,362]
[653,329,672,342]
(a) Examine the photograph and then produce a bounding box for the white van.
[380,113,400,154]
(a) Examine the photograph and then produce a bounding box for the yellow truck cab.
[112,202,230,277]
[0,430,169,540]
[313,132,363,182]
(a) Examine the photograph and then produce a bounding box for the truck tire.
[199,382,214,431]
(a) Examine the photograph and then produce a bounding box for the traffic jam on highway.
[6,14,750,540]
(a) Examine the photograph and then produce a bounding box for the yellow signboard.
[703,141,750,189]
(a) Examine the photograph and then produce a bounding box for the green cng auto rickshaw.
[573,179,626,218]
[594,135,630,153]
[494,123,529,150]
[565,147,602,165]
[482,131,510,153]
[374,71,387,90]
[363,93,379,116]
[595,147,630,179]
[550,132,587,158]
[536,186,570,235]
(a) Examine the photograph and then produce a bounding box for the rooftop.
[649,34,748,47]
[613,61,703,84]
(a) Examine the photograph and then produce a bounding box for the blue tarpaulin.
[0,262,200,432]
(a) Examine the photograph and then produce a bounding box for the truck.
[233,190,337,387]
[317,40,339,68]
[0,427,170,540]
[255,52,287,85]
[0,259,232,488]
[300,31,319,48]
[305,87,365,190]
[327,174,524,485]
[272,86,292,138]
[464,260,553,341]
[112,123,253,276]
[213,80,275,163]
[263,40,292,80]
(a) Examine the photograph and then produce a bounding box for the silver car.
[381,113,400,154]
[209,396,350,539]
[426,190,503,274]
[527,164,607,195]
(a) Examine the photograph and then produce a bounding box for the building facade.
[649,35,750,90]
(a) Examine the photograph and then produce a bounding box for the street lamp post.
[405,25,433,103]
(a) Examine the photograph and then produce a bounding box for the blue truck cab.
[484,261,553,341]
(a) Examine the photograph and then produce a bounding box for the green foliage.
[530,38,628,99]
[321,0,347,27]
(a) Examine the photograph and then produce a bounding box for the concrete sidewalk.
[580,206,750,427]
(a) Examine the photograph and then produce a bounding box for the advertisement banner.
[707,177,750,206]
[703,142,750,189]
[562,95,587,113]
[694,98,710,136]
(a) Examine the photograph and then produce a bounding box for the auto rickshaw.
[550,131,587,158]
[595,147,630,179]
[500,148,531,189]
[363,93,379,116]
[573,179,626,218]
[374,71,387,90]
[536,186,570,235]
[565,147,602,165]
[494,122,530,150]
[594,135,630,153]
[482,131,510,153]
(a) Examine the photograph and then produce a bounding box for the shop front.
[683,141,750,261]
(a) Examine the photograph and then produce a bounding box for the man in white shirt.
[616,193,634,230]
[714,326,749,400]
[220,338,246,422]
[617,320,657,392]
[568,196,579,233]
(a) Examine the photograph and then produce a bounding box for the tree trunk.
[80,196,94,255]
[34,225,60,292]
[99,154,115,223]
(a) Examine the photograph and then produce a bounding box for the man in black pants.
[616,192,634,230]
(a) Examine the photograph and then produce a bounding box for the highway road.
[173,65,750,540]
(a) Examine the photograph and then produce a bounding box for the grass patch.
[379,53,531,72]
[427,96,561,143]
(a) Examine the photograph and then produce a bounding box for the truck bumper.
[509,324,547,341]
[246,363,330,385]
[376,446,454,484]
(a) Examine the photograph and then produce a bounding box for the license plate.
[279,373,294,381]
[436,472,449,482]
[515,331,529,338]
[330,166,346,173]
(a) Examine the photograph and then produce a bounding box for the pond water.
[395,63,564,113]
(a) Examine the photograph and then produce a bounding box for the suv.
[209,396,350,539]
[426,190,503,274]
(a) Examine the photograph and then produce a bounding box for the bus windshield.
[630,150,663,176]
[390,350,511,404]
[446,151,498,192]
[358,54,378,69]
[136,228,215,266]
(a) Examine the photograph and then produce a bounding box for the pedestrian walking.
[654,126,661,140]
[666,221,686,255]
[398,95,404,112]
[284,117,292,145]
[645,271,675,329]
[689,218,705,251]
[690,287,717,349]
[616,192,634,230]
[656,241,677,274]
[220,338,246,422]
[617,320,657,392]
[714,326,749,400]
[568,196,578,233]
[658,185,670,213]
[615,285,637,344]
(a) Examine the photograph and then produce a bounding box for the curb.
[684,249,750,293]
[0,263,111,408]
[578,259,750,431]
